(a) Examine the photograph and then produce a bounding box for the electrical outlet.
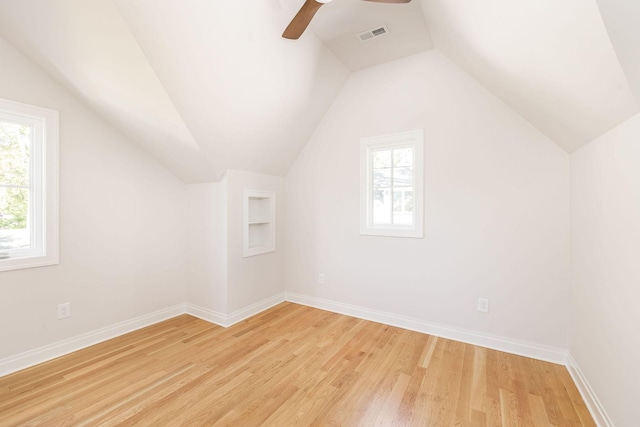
[477,298,489,313]
[58,302,71,319]
[318,274,325,285]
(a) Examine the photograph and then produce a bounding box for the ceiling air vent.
[356,25,390,43]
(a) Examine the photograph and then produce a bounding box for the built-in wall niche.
[243,190,276,257]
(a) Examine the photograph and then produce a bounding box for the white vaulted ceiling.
[301,0,434,70]
[0,0,350,182]
[113,0,348,178]
[0,0,638,182]
[420,0,638,152]
[0,0,217,182]
[594,0,640,105]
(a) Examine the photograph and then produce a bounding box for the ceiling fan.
[282,0,411,40]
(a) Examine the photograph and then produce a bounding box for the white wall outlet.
[58,302,71,319]
[477,298,489,313]
[318,274,325,285]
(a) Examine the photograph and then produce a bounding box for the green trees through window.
[0,121,31,250]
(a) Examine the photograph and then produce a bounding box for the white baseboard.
[0,292,610,426]
[226,293,286,325]
[185,304,228,326]
[0,294,288,378]
[285,292,567,365]
[186,293,286,327]
[567,353,614,427]
[0,303,186,377]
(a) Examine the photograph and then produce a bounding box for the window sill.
[0,254,59,272]
[360,228,424,238]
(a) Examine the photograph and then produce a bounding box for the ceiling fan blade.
[282,0,326,40]
[362,0,411,3]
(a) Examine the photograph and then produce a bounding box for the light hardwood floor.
[0,302,594,426]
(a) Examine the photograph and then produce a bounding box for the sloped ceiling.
[420,0,639,153]
[0,0,349,182]
[114,0,348,178]
[595,0,640,105]
[0,0,217,183]
[0,0,638,183]
[302,0,434,71]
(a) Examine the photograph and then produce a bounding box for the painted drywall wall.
[226,170,286,313]
[570,113,640,427]
[0,36,187,359]
[286,50,570,349]
[185,181,227,313]
[184,170,285,317]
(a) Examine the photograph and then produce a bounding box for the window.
[360,130,423,238]
[0,98,58,272]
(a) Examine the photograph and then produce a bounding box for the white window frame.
[360,129,424,238]
[0,98,59,272]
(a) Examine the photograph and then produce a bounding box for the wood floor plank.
[0,303,596,426]
[454,344,475,423]
[471,346,487,414]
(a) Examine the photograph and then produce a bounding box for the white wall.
[226,170,286,313]
[570,113,640,427]
[0,36,187,359]
[185,171,285,316]
[186,181,227,313]
[286,50,571,349]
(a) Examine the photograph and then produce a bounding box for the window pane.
[0,187,30,250]
[393,148,412,167]
[393,191,402,212]
[404,190,414,211]
[393,187,413,226]
[393,166,412,187]
[373,148,415,227]
[373,188,391,224]
[373,167,392,188]
[0,121,31,186]
[372,149,391,169]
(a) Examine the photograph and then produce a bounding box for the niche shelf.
[243,190,276,257]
